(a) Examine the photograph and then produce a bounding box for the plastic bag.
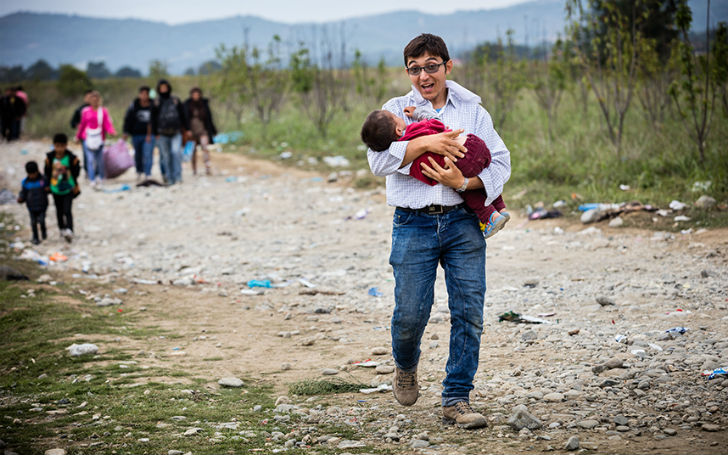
[183,141,195,162]
[104,139,134,179]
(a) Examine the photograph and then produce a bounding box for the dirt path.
[1,140,727,453]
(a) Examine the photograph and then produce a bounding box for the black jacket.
[70,103,89,129]
[18,175,49,212]
[153,95,186,136]
[44,150,81,191]
[183,98,217,139]
[0,94,26,121]
[123,98,156,136]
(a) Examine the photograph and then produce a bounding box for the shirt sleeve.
[473,106,511,206]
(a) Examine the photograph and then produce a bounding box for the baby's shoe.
[500,210,511,222]
[482,212,507,239]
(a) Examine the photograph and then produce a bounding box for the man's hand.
[420,156,465,189]
[123,133,129,141]
[416,129,467,162]
[145,134,152,143]
[404,106,416,118]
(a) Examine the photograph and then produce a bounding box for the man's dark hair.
[139,86,150,93]
[84,89,93,95]
[190,87,202,96]
[25,161,39,174]
[53,133,68,144]
[403,33,450,67]
[361,110,399,152]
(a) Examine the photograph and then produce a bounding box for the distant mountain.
[0,0,724,74]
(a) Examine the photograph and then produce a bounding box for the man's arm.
[473,106,510,206]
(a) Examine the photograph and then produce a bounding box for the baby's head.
[361,110,407,152]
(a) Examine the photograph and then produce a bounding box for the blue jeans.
[157,133,182,184]
[83,140,104,181]
[131,135,155,176]
[389,206,486,406]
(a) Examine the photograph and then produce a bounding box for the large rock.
[66,343,98,357]
[507,405,543,430]
[564,436,580,451]
[218,377,244,388]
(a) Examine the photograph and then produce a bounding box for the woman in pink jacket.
[76,90,116,186]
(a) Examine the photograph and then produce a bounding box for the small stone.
[568,329,580,336]
[337,440,366,449]
[564,435,580,451]
[183,427,202,436]
[578,419,599,429]
[543,392,564,402]
[596,296,615,306]
[275,396,291,406]
[45,450,66,455]
[375,365,395,374]
[702,424,720,432]
[372,347,389,355]
[663,428,677,436]
[411,439,430,448]
[168,451,184,455]
[66,343,98,357]
[608,217,624,227]
[614,415,629,426]
[218,377,244,388]
[604,358,624,369]
[521,330,538,342]
[321,368,339,375]
[599,379,619,388]
[523,279,539,288]
[617,426,630,432]
[280,363,292,371]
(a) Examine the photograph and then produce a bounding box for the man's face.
[159,84,169,94]
[139,90,150,102]
[406,52,452,105]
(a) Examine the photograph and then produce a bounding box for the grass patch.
[1,213,357,455]
[289,378,369,396]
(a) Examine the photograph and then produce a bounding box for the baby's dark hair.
[361,110,399,152]
[25,161,39,174]
[53,133,68,144]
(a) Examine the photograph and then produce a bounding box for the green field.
[9,58,728,228]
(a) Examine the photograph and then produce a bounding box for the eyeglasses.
[406,61,446,76]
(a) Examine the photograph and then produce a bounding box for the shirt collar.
[407,80,482,110]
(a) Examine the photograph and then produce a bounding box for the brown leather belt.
[397,203,465,215]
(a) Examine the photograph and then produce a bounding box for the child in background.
[44,133,81,243]
[17,161,48,245]
[361,107,509,238]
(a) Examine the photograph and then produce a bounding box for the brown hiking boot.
[442,401,488,429]
[393,367,419,406]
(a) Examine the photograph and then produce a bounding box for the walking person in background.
[71,89,93,176]
[153,79,186,185]
[76,90,115,187]
[183,87,217,176]
[17,161,48,245]
[123,86,156,182]
[44,133,81,243]
[1,87,26,141]
[14,86,28,137]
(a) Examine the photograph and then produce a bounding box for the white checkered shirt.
[367,80,511,209]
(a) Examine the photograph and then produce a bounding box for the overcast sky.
[2,0,529,24]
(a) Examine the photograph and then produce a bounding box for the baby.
[361,106,508,238]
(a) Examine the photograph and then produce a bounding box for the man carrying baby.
[366,33,511,428]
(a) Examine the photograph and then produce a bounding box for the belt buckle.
[427,205,444,215]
